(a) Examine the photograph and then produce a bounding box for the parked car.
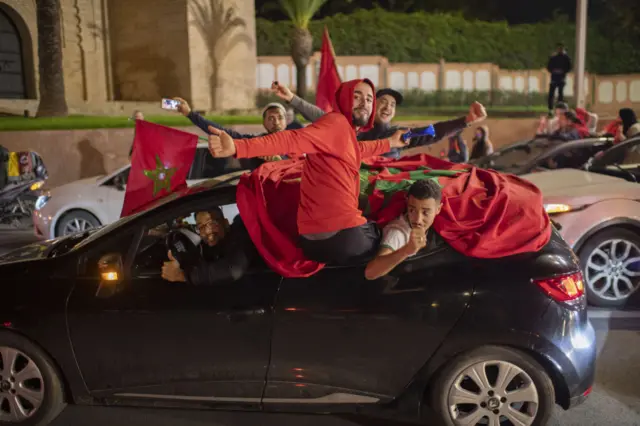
[0,174,596,426]
[33,143,250,239]
[521,136,640,307]
[470,136,614,175]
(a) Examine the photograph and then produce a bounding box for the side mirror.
[96,253,124,298]
[113,175,126,191]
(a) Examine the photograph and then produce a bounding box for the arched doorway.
[0,7,27,99]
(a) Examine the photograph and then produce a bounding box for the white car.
[33,144,252,240]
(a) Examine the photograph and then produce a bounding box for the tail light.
[533,271,585,302]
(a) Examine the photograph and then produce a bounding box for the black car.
[0,174,596,426]
[471,136,614,175]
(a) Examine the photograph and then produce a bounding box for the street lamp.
[575,0,588,108]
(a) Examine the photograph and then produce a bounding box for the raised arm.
[174,97,252,139]
[289,95,327,122]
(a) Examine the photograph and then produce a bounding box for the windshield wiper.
[609,163,637,182]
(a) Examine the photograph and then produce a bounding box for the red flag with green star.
[236,154,551,278]
[121,120,198,218]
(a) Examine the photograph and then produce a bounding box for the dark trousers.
[548,81,565,110]
[299,222,382,265]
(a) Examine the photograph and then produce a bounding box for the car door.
[65,195,281,408]
[262,240,476,406]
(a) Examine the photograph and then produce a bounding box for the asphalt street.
[1,229,639,426]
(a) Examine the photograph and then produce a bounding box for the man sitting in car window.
[161,207,258,285]
[364,180,442,280]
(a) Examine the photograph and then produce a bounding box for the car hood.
[49,174,105,193]
[520,168,640,201]
[0,239,59,265]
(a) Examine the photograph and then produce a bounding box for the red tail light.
[533,271,585,302]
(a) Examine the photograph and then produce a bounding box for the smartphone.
[161,98,180,110]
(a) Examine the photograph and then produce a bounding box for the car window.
[189,148,247,180]
[131,201,240,278]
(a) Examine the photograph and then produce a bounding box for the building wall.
[0,0,257,115]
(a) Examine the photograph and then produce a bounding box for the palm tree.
[35,0,68,117]
[278,0,327,99]
[190,0,252,110]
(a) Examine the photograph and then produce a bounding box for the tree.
[278,0,327,99]
[35,0,68,117]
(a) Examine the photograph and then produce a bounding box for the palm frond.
[277,0,328,29]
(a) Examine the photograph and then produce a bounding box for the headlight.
[30,181,44,191]
[35,195,50,210]
[544,203,572,214]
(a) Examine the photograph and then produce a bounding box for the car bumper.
[535,298,597,409]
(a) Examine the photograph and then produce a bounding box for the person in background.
[537,102,569,135]
[446,130,469,163]
[618,108,640,142]
[549,111,582,141]
[171,97,288,164]
[285,106,304,130]
[546,43,572,115]
[364,179,442,280]
[575,107,598,134]
[469,126,494,160]
[128,110,144,160]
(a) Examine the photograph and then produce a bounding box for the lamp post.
[575,0,588,107]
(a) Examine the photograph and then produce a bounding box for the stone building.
[0,0,257,115]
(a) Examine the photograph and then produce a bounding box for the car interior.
[587,140,640,182]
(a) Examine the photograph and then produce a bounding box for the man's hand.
[208,126,236,158]
[162,251,186,282]
[404,228,427,256]
[271,81,294,103]
[388,129,410,149]
[465,101,487,125]
[173,97,191,117]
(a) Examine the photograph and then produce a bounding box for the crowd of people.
[146,78,638,288]
[157,78,487,285]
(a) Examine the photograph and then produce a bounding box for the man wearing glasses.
[161,207,257,285]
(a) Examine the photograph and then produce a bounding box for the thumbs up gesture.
[207,126,236,158]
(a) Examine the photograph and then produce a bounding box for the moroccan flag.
[121,120,198,218]
[236,154,552,278]
[315,26,341,112]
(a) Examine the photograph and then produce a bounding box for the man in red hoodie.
[208,79,408,264]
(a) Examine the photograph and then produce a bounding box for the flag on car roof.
[315,26,342,113]
[121,120,198,218]
[236,154,552,278]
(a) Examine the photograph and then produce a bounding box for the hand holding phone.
[161,98,180,110]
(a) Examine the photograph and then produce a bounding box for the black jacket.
[357,117,468,159]
[547,52,572,83]
[185,216,258,286]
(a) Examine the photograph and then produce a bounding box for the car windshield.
[483,137,564,170]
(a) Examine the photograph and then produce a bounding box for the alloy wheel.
[585,238,640,301]
[0,347,45,422]
[447,360,539,426]
[63,218,95,235]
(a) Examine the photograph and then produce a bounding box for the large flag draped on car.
[236,154,552,278]
[121,120,198,218]
[315,27,341,113]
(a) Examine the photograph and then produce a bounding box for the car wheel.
[429,346,554,426]
[55,210,101,237]
[0,332,66,425]
[578,227,640,308]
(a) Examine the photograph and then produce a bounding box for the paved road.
[2,230,640,425]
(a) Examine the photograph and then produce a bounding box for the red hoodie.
[232,79,391,235]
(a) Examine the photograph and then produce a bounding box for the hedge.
[256,9,640,75]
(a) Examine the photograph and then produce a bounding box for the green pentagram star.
[143,155,177,196]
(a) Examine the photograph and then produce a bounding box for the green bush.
[257,9,640,74]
